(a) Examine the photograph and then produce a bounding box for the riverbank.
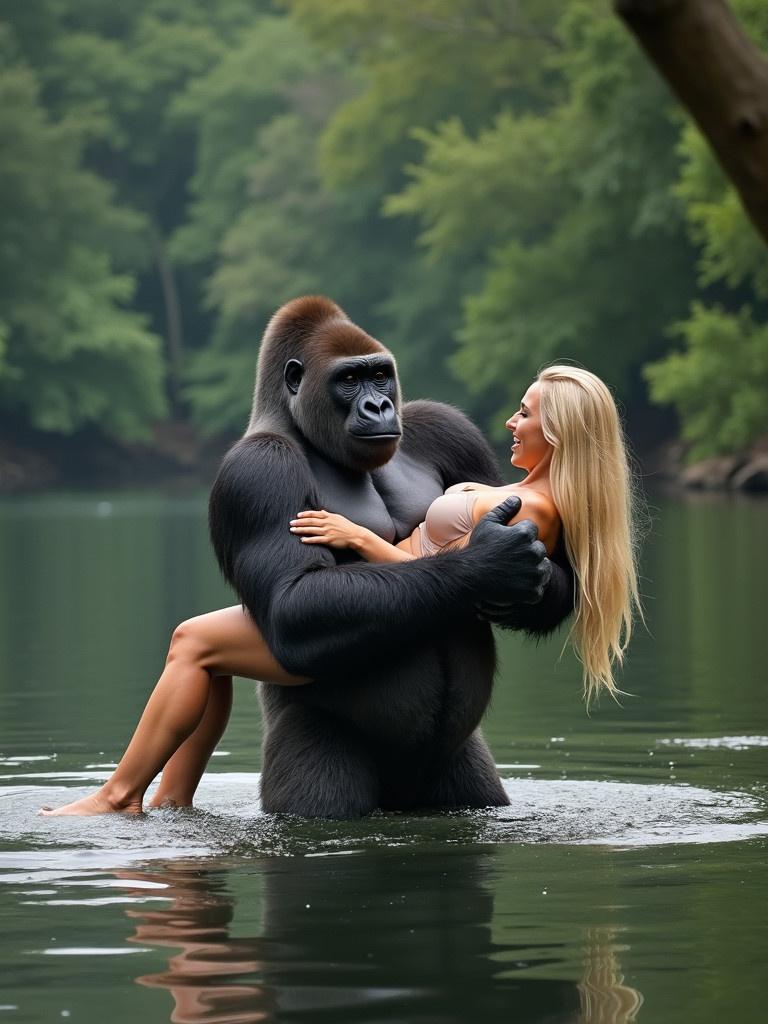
[647,437,768,494]
[0,421,229,494]
[2,422,767,495]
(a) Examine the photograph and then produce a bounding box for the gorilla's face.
[287,354,402,472]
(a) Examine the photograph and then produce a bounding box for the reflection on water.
[112,855,644,1024]
[0,488,767,1022]
[577,930,643,1024]
[123,865,271,1024]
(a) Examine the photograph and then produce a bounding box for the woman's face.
[506,381,553,472]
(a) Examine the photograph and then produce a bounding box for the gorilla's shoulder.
[225,430,306,466]
[402,399,476,430]
[401,401,503,487]
[214,431,312,499]
[401,400,490,455]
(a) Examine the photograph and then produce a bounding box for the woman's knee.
[167,616,214,668]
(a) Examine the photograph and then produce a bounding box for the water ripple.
[0,770,765,883]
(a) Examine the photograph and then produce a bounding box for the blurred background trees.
[1,0,766,467]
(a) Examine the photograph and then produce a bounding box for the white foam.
[0,770,763,868]
[659,735,768,751]
[40,947,151,956]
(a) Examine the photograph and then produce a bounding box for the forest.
[1,0,766,474]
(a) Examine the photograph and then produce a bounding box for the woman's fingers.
[290,510,345,548]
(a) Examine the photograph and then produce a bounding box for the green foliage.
[291,0,562,188]
[381,2,696,432]
[1,0,766,457]
[642,0,768,457]
[0,51,166,438]
[386,114,565,259]
[169,15,319,269]
[675,125,768,298]
[645,305,768,460]
[173,17,393,432]
[299,0,576,416]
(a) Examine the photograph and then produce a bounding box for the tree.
[1,0,267,420]
[288,0,595,419]
[635,1,768,458]
[0,43,166,439]
[172,15,393,433]
[382,3,697,434]
[645,304,768,459]
[615,0,768,245]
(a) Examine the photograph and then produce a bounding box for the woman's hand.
[289,510,365,550]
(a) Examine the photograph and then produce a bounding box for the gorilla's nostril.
[361,395,392,416]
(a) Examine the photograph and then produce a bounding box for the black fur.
[209,296,573,818]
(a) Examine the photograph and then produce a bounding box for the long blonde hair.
[537,365,642,704]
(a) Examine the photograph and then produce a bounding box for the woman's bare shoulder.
[472,485,555,518]
[471,486,560,550]
[514,486,557,519]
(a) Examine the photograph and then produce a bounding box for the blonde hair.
[536,365,642,705]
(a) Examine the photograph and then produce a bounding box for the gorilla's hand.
[467,495,552,616]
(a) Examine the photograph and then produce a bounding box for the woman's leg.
[41,606,309,816]
[147,675,233,809]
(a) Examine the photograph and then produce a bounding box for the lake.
[0,487,766,1023]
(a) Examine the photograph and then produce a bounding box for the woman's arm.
[290,510,416,562]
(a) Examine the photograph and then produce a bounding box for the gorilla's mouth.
[349,428,402,441]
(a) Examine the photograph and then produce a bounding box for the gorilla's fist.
[467,495,551,614]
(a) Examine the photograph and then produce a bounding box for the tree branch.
[615,0,768,244]
[151,228,185,417]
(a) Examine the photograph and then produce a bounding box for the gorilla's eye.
[372,369,392,391]
[336,371,360,400]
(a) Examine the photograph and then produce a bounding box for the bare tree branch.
[615,0,768,244]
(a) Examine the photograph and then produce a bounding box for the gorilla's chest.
[307,449,443,543]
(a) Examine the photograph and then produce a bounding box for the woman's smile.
[506,382,552,472]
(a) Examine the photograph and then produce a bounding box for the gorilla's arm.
[209,433,548,678]
[401,401,574,635]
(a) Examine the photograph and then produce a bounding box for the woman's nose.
[505,416,515,431]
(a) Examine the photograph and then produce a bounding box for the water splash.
[1,768,765,883]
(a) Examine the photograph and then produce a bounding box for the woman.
[42,365,641,816]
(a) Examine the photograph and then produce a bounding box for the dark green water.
[1,489,767,1023]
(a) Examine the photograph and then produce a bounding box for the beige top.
[412,483,480,557]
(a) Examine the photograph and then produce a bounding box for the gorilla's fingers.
[482,494,522,525]
[538,549,552,588]
[512,519,539,544]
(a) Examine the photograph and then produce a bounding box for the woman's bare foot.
[147,794,185,811]
[39,787,143,816]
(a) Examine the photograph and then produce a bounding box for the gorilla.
[209,296,572,818]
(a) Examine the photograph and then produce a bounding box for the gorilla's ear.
[284,359,304,395]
